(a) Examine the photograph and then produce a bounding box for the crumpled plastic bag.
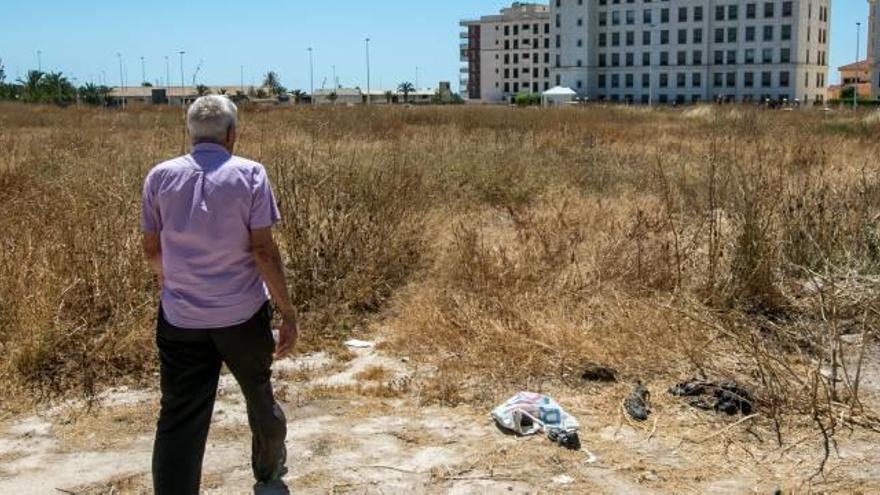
[491,391,579,436]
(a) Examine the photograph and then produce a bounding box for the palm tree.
[196,84,210,96]
[327,91,338,105]
[20,70,45,103]
[290,89,306,104]
[384,90,393,104]
[41,72,76,105]
[397,81,414,103]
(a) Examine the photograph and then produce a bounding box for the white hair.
[186,95,238,143]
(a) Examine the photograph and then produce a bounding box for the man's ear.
[226,126,237,147]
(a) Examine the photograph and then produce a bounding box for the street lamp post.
[140,56,146,86]
[308,47,314,104]
[165,56,170,89]
[240,65,244,94]
[116,52,125,111]
[365,38,371,105]
[416,66,420,90]
[36,50,42,72]
[856,22,862,110]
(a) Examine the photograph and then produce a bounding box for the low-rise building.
[109,86,270,106]
[827,60,872,101]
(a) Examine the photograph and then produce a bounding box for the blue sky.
[0,1,868,90]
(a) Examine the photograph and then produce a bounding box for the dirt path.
[1,342,879,494]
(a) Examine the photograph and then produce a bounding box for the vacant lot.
[1,103,879,491]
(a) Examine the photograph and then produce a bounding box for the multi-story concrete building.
[868,0,880,98]
[463,1,831,105]
[552,0,831,105]
[460,3,553,102]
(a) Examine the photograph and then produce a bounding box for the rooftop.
[838,60,870,72]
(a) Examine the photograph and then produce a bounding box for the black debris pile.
[547,428,582,450]
[581,364,618,383]
[668,379,754,416]
[624,382,651,421]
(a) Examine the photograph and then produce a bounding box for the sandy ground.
[1,339,879,494]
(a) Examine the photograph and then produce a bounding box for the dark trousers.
[152,303,287,495]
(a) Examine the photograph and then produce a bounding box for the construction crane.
[191,59,203,87]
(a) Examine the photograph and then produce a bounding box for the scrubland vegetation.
[1,103,879,444]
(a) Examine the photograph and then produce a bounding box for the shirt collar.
[191,142,230,155]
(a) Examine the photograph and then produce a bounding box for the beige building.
[460,3,553,102]
[463,1,831,105]
[869,0,880,98]
[552,0,831,105]
[827,60,872,101]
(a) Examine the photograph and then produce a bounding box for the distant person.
[141,95,298,495]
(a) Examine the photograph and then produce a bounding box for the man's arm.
[250,227,299,358]
[142,232,163,290]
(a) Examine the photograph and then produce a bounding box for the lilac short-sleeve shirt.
[141,143,281,329]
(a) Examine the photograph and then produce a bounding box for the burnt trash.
[581,365,618,383]
[669,379,754,416]
[547,427,582,450]
[624,382,651,421]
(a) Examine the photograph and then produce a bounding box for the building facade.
[463,1,831,105]
[552,0,831,105]
[460,3,553,102]
[869,0,880,98]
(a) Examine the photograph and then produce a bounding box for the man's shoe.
[254,479,290,495]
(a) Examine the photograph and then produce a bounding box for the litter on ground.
[343,339,375,349]
[669,379,754,416]
[491,391,584,451]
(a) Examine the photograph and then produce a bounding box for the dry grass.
[1,103,879,446]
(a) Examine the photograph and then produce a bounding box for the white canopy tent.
[542,86,577,107]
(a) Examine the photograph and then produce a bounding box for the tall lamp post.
[36,50,42,72]
[308,47,314,104]
[140,56,146,86]
[856,22,862,110]
[116,52,125,111]
[365,38,371,105]
[165,56,170,89]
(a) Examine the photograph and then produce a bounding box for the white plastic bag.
[491,391,579,436]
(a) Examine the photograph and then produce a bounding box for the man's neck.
[192,140,232,154]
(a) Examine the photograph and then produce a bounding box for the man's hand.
[274,317,299,359]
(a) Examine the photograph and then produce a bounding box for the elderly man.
[141,95,298,495]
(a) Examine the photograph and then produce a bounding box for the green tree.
[20,70,45,102]
[78,83,112,106]
[290,89,306,104]
[263,71,285,96]
[327,91,338,104]
[41,72,77,105]
[196,84,210,96]
[0,57,5,84]
[397,81,414,103]
[384,90,393,104]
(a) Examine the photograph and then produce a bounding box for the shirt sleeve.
[141,170,162,233]
[250,165,281,229]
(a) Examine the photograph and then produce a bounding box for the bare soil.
[1,336,879,494]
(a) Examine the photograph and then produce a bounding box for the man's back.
[141,142,280,329]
